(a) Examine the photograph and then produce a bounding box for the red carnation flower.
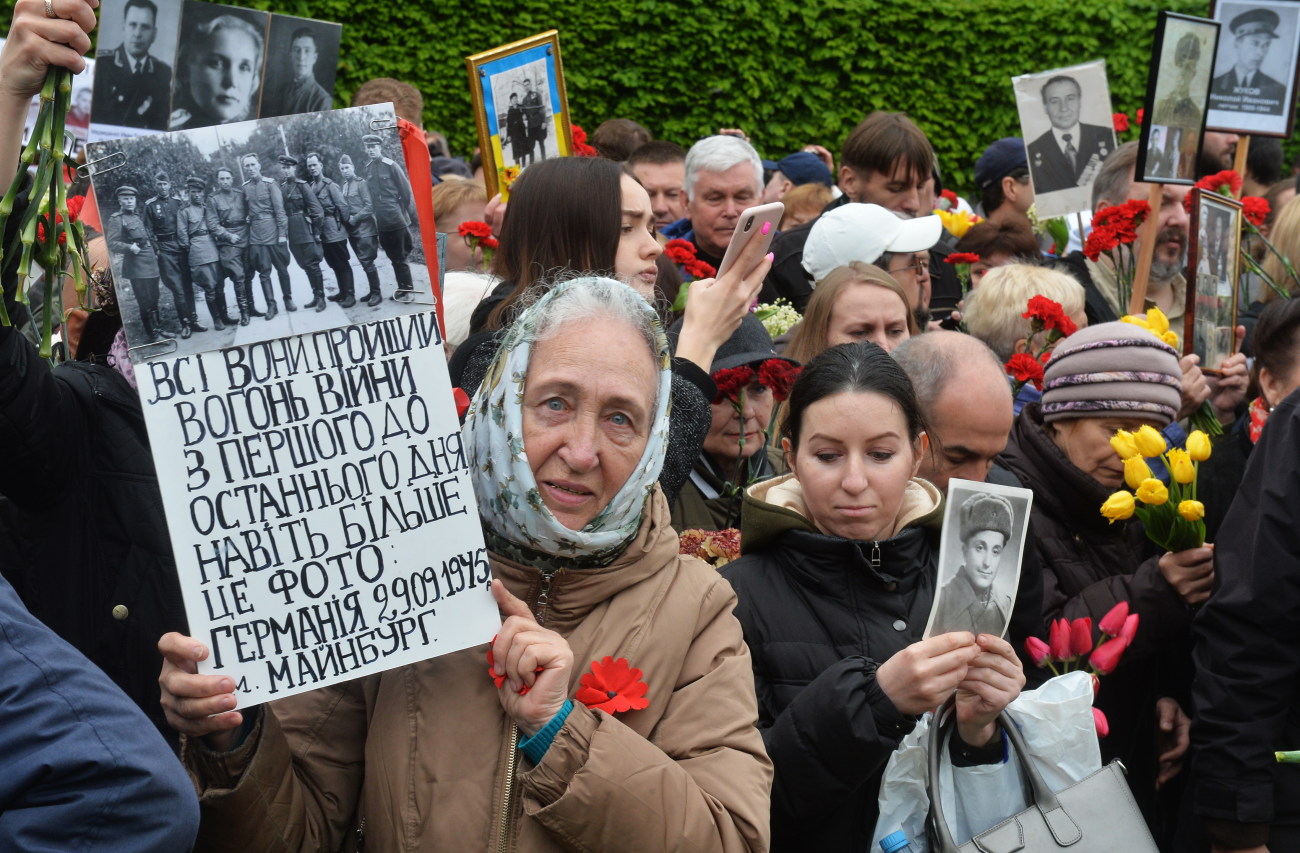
[685,258,716,279]
[1005,353,1045,390]
[66,195,85,222]
[1082,224,1118,261]
[711,365,755,404]
[1113,113,1130,133]
[946,252,980,265]
[758,358,802,402]
[458,220,493,239]
[571,123,588,145]
[481,235,499,250]
[1242,196,1269,227]
[1023,294,1077,337]
[575,656,650,714]
[939,188,958,210]
[1136,108,1144,126]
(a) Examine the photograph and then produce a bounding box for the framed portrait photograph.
[89,0,182,140]
[1137,13,1222,185]
[466,30,573,198]
[258,15,343,119]
[1207,1,1300,136]
[1185,190,1243,374]
[924,479,1034,640]
[169,1,270,132]
[85,103,435,363]
[1011,60,1119,219]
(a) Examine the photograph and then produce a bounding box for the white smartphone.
[715,201,784,279]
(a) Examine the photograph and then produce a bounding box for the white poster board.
[135,318,498,703]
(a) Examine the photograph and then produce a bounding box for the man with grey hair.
[659,135,763,269]
[1053,141,1191,326]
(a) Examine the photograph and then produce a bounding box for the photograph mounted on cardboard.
[1137,13,1223,185]
[85,103,433,363]
[924,479,1034,640]
[466,30,573,199]
[1186,189,1243,374]
[168,1,269,131]
[1207,1,1300,136]
[1012,60,1119,219]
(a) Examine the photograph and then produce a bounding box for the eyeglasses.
[889,260,928,276]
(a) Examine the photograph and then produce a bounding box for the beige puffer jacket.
[184,490,772,853]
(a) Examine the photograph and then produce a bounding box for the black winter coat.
[1189,387,1300,850]
[722,475,1045,852]
[0,326,187,748]
[997,403,1193,816]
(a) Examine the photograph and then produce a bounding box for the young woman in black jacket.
[723,342,1026,852]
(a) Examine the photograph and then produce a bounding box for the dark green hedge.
[7,0,1269,194]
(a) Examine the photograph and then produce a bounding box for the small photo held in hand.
[1186,189,1243,374]
[925,479,1034,640]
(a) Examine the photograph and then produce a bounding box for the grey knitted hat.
[1040,321,1182,425]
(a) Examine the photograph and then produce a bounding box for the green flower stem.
[1276,751,1300,763]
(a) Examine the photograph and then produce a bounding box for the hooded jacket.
[183,489,772,853]
[721,474,945,852]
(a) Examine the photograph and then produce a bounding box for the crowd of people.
[3,0,1300,851]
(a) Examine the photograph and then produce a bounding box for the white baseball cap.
[801,203,943,283]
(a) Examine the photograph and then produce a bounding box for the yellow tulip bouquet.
[1100,426,1212,552]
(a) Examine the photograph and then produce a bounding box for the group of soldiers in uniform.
[106,132,417,339]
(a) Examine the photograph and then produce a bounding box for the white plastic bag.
[872,671,1102,853]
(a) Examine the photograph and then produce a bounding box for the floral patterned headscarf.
[464,277,673,569]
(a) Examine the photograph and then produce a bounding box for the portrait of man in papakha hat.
[932,491,1016,637]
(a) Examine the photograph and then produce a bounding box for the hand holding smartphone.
[715,202,784,280]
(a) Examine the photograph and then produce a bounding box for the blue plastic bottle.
[880,830,917,853]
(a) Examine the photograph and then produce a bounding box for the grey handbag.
[925,698,1158,853]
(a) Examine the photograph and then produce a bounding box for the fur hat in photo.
[959,492,1013,542]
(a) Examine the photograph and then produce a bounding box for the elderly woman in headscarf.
[158,276,771,852]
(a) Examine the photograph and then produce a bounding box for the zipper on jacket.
[354,816,365,852]
[496,723,519,853]
[869,541,881,569]
[534,566,560,626]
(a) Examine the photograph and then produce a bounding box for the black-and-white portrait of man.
[1208,2,1300,134]
[92,0,179,133]
[926,480,1033,639]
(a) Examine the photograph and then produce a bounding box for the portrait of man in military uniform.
[259,17,342,119]
[1207,4,1300,135]
[926,481,1031,640]
[92,0,177,131]
[1144,15,1220,184]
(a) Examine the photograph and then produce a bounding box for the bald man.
[893,331,1015,492]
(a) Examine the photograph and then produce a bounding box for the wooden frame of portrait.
[1207,0,1300,136]
[1184,188,1243,375]
[1136,12,1223,185]
[466,30,573,199]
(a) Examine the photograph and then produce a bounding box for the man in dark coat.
[339,153,383,306]
[1209,8,1288,117]
[179,174,224,331]
[306,151,355,308]
[241,152,290,320]
[362,132,416,301]
[106,184,168,340]
[205,166,251,325]
[264,28,332,117]
[92,0,171,129]
[277,153,326,311]
[1025,75,1115,194]
[144,171,202,338]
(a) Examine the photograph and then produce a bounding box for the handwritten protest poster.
[134,316,499,704]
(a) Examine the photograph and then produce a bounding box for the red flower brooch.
[575,656,650,714]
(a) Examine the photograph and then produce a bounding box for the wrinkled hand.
[157,632,244,752]
[954,634,1025,747]
[1178,354,1211,420]
[877,632,981,716]
[490,580,574,737]
[1155,696,1191,789]
[0,0,97,102]
[802,144,834,172]
[674,232,772,371]
[1159,545,1215,605]
[1208,333,1248,422]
